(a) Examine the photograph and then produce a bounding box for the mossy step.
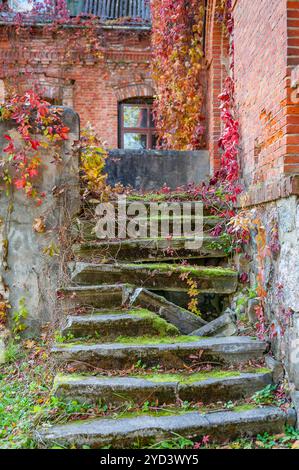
[51,336,267,371]
[84,196,221,215]
[58,285,205,335]
[53,370,272,406]
[36,407,296,449]
[72,236,229,263]
[70,262,238,294]
[61,309,180,340]
[73,216,223,241]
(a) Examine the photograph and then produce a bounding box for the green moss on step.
[233,404,257,412]
[54,367,272,388]
[127,193,193,203]
[110,407,200,421]
[140,370,242,384]
[125,263,237,278]
[132,367,271,384]
[115,335,203,345]
[130,309,180,336]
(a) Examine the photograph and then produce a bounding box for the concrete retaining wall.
[106,149,210,190]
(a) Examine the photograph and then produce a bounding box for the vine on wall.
[0,90,69,204]
[151,0,206,150]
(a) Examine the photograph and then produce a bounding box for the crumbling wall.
[234,195,299,392]
[0,108,80,333]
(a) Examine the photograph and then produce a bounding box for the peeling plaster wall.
[0,108,80,333]
[236,196,299,391]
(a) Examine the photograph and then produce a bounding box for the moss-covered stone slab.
[72,216,223,241]
[72,236,229,262]
[36,407,296,449]
[58,285,204,334]
[69,262,238,294]
[53,374,178,405]
[129,288,206,334]
[53,371,272,406]
[51,336,267,370]
[61,309,180,340]
[58,285,205,334]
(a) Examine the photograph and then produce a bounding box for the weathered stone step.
[69,262,238,294]
[36,407,296,449]
[72,236,228,262]
[84,198,223,218]
[53,370,272,406]
[61,309,180,340]
[59,285,205,334]
[51,336,267,370]
[73,216,222,241]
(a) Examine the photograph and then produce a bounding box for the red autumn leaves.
[1,90,69,204]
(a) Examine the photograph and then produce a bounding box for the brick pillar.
[205,0,229,174]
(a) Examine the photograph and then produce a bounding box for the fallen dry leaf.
[33,217,46,233]
[292,440,299,449]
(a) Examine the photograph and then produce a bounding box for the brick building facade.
[0,0,154,149]
[0,1,299,392]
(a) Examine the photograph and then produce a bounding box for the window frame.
[118,99,157,150]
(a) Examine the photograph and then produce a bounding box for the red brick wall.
[233,0,288,188]
[0,26,153,148]
[231,0,299,194]
[205,0,229,173]
[285,0,299,175]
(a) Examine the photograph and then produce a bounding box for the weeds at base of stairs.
[1,339,299,449]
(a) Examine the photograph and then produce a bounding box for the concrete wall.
[0,108,80,333]
[106,149,210,190]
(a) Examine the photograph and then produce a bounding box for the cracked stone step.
[60,309,180,340]
[72,216,223,241]
[58,285,205,334]
[35,407,296,449]
[69,262,238,294]
[72,236,228,262]
[51,336,267,370]
[53,370,273,406]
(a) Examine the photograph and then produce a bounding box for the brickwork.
[205,0,229,173]
[205,0,299,200]
[0,26,153,148]
[233,0,288,188]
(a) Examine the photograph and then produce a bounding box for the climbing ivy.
[151,0,205,150]
[0,90,69,204]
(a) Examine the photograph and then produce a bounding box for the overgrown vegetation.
[151,0,205,149]
[0,343,298,449]
[0,91,69,204]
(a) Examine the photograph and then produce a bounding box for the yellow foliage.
[80,125,110,201]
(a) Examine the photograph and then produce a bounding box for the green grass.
[0,343,93,449]
[142,425,299,449]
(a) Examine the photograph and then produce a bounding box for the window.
[119,100,157,150]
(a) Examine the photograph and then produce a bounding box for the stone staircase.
[35,199,296,448]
